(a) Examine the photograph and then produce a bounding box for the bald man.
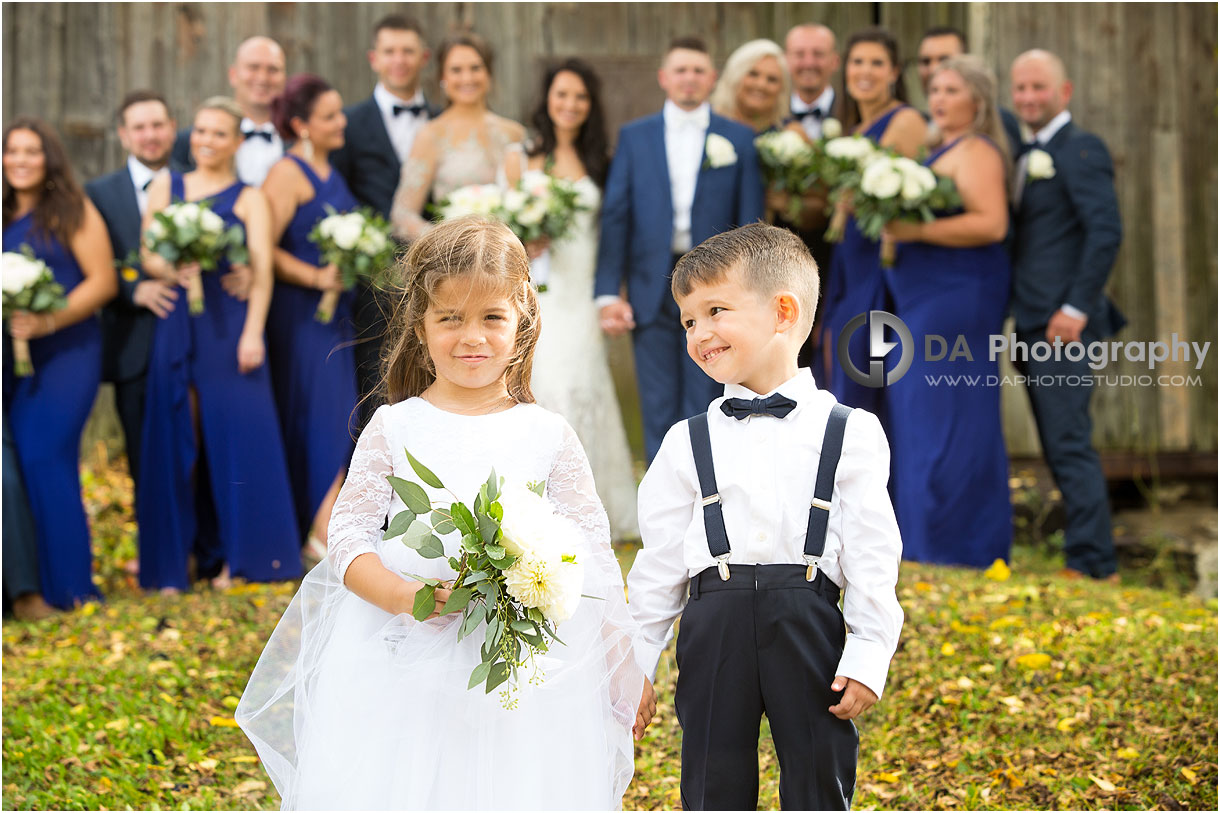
[1005,49,1124,583]
[171,36,287,185]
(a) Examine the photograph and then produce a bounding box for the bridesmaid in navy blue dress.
[262,75,360,557]
[3,117,118,608]
[881,56,1014,568]
[817,28,926,413]
[138,98,301,591]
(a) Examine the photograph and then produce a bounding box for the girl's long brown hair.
[377,216,540,406]
[2,116,86,246]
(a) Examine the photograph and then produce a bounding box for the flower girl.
[237,217,649,809]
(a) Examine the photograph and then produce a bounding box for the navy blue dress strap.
[804,404,852,577]
[170,171,185,202]
[287,154,325,192]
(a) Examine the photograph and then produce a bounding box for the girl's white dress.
[237,399,646,810]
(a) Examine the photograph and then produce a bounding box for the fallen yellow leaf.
[915,581,934,592]
[1180,767,1198,784]
[222,695,241,710]
[1055,717,1077,732]
[230,755,260,764]
[233,779,267,795]
[941,643,956,656]
[984,559,1011,581]
[1089,774,1117,792]
[197,758,218,771]
[1016,652,1052,670]
[876,771,901,783]
[1116,748,1139,760]
[104,717,129,731]
[209,716,239,728]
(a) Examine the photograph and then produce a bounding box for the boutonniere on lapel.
[703,133,738,169]
[1026,148,1056,182]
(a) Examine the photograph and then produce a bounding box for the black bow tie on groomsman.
[393,103,428,117]
[242,128,275,142]
[794,107,825,122]
[720,393,798,420]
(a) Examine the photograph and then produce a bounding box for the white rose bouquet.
[496,170,585,292]
[430,184,505,221]
[819,135,882,242]
[754,129,820,221]
[851,152,962,267]
[143,200,248,315]
[307,206,396,324]
[2,248,66,377]
[386,450,584,707]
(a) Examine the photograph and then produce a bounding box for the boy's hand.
[633,676,657,740]
[829,676,877,720]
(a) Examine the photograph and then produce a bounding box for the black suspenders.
[686,403,853,581]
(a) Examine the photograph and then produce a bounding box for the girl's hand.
[236,330,265,374]
[633,676,657,740]
[7,310,55,340]
[523,237,550,261]
[882,221,923,243]
[222,263,253,300]
[315,263,343,291]
[174,260,202,289]
[402,581,453,619]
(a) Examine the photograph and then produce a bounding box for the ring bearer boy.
[628,223,903,810]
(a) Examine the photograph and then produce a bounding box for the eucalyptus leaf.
[484,615,502,651]
[451,502,477,535]
[382,510,415,541]
[411,585,436,621]
[485,544,506,560]
[403,520,434,550]
[509,619,535,634]
[441,587,474,615]
[486,661,510,693]
[417,534,446,559]
[461,608,484,639]
[386,476,431,514]
[431,510,457,535]
[403,572,442,587]
[477,513,500,545]
[461,533,483,554]
[484,468,500,502]
[467,660,492,690]
[404,448,445,488]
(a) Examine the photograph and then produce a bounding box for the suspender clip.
[702,493,721,507]
[811,497,832,512]
[803,554,820,582]
[715,553,731,581]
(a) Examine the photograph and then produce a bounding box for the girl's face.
[3,128,47,192]
[547,70,591,134]
[736,55,784,117]
[190,109,241,171]
[845,41,899,107]
[442,45,491,106]
[303,89,347,152]
[928,69,976,134]
[421,274,521,395]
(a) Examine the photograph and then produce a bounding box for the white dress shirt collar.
[374,82,426,117]
[1033,109,1072,144]
[722,368,817,404]
[126,155,164,216]
[790,86,834,116]
[663,99,711,131]
[234,117,282,186]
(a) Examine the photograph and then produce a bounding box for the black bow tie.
[242,129,274,142]
[1014,140,1038,158]
[720,393,798,421]
[794,107,825,122]
[393,103,427,118]
[141,178,153,192]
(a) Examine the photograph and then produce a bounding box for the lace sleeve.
[546,421,618,589]
[390,125,440,241]
[327,406,394,582]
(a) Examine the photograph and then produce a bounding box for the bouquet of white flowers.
[430,184,505,221]
[819,135,882,242]
[307,206,396,323]
[143,200,248,315]
[851,152,961,266]
[386,451,584,707]
[497,170,585,292]
[2,248,66,377]
[755,130,819,221]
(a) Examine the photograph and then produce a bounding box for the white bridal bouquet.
[820,135,882,241]
[143,200,248,315]
[2,248,66,377]
[431,184,505,221]
[850,152,962,266]
[755,129,819,221]
[307,207,396,323]
[386,451,584,706]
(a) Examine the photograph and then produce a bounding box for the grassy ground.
[2,460,1216,810]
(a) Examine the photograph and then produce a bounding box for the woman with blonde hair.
[710,38,791,133]
[880,53,1014,570]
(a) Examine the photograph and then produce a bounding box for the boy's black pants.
[676,564,858,811]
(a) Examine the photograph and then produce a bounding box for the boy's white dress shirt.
[627,369,904,698]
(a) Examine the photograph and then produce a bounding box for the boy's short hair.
[672,222,820,339]
[668,35,709,55]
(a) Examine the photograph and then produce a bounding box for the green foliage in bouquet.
[144,200,248,271]
[384,451,567,702]
[1,246,66,318]
[754,130,821,221]
[306,205,397,290]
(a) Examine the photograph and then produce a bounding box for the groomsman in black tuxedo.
[1006,49,1124,583]
[171,36,287,186]
[916,26,1021,153]
[331,15,441,426]
[85,91,180,488]
[780,23,845,367]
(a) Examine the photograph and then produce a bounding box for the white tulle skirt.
[237,545,643,810]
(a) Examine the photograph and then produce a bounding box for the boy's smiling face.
[676,266,801,394]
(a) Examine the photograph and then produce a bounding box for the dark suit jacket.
[170,128,195,173]
[1006,117,1124,337]
[594,111,765,327]
[330,94,443,219]
[85,167,155,382]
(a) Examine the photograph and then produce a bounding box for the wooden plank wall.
[3,2,1215,458]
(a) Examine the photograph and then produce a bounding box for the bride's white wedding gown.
[531,177,640,540]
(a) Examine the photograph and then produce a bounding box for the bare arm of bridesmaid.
[234,187,274,373]
[879,107,928,159]
[884,138,1008,247]
[263,158,341,291]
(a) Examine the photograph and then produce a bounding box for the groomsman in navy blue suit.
[331,14,441,426]
[1006,49,1124,582]
[595,37,764,462]
[85,91,180,488]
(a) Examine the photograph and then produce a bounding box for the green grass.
[2,461,1216,810]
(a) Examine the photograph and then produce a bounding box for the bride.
[504,59,640,541]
